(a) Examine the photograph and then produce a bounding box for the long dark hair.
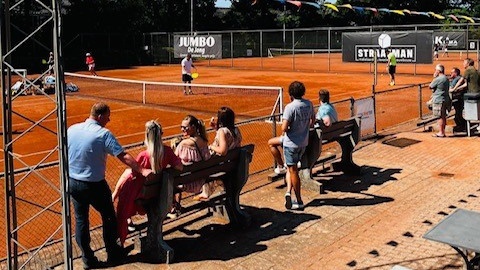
[216,106,237,138]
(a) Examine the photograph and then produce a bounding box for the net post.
[142,83,146,104]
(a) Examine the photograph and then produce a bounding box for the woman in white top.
[209,106,242,156]
[207,107,242,198]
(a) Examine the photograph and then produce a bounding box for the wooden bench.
[299,116,362,193]
[136,144,255,264]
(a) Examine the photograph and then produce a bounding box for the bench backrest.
[302,116,361,171]
[141,144,255,200]
[320,116,361,145]
[170,144,255,185]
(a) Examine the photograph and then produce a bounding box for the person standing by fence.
[68,102,153,268]
[282,81,315,211]
[85,52,98,76]
[429,64,451,138]
[449,67,467,132]
[458,58,480,94]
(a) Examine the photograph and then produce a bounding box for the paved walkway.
[63,122,480,270]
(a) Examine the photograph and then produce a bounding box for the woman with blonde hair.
[112,120,183,245]
[170,115,211,217]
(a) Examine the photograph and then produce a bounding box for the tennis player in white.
[181,53,196,95]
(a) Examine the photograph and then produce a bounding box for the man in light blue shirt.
[68,102,153,269]
[316,89,338,127]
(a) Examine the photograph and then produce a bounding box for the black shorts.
[388,65,396,75]
[182,74,192,82]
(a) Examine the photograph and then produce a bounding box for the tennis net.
[64,72,283,117]
[267,48,341,58]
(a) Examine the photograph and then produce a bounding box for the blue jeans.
[69,178,120,263]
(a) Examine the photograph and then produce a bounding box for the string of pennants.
[251,0,480,23]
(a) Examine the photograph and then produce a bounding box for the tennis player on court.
[181,53,196,95]
[387,48,396,86]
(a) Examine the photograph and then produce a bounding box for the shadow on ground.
[129,205,319,264]
[318,165,402,193]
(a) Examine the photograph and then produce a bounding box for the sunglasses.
[180,125,190,131]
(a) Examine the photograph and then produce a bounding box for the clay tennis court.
[0,52,464,261]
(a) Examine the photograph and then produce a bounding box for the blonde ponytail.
[145,120,164,174]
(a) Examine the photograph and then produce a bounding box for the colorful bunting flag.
[324,3,339,12]
[261,1,479,24]
[287,0,302,8]
[338,4,353,10]
[391,10,405,16]
[458,15,475,23]
[448,14,459,22]
[300,1,320,9]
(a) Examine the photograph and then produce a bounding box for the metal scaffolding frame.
[1,0,71,269]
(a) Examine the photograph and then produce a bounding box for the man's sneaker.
[285,193,292,209]
[291,201,305,211]
[274,166,287,174]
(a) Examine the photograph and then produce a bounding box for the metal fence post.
[372,85,377,135]
[271,115,277,169]
[418,84,423,119]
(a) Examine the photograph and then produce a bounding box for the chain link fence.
[0,80,438,268]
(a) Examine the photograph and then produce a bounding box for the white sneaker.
[291,201,305,211]
[274,166,287,174]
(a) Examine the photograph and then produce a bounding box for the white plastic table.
[424,208,480,270]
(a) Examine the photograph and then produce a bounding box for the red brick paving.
[58,121,480,270]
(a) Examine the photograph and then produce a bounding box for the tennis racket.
[191,72,199,79]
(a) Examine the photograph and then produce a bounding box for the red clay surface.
[0,52,466,258]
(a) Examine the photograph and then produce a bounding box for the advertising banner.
[433,31,466,49]
[354,97,375,136]
[343,31,433,64]
[174,35,222,59]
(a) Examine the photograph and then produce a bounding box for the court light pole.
[282,4,286,48]
[186,0,193,35]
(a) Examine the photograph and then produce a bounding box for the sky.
[215,0,336,8]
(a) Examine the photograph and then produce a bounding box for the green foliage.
[55,0,480,34]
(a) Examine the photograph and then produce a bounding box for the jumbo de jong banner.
[342,31,433,64]
[174,35,222,59]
